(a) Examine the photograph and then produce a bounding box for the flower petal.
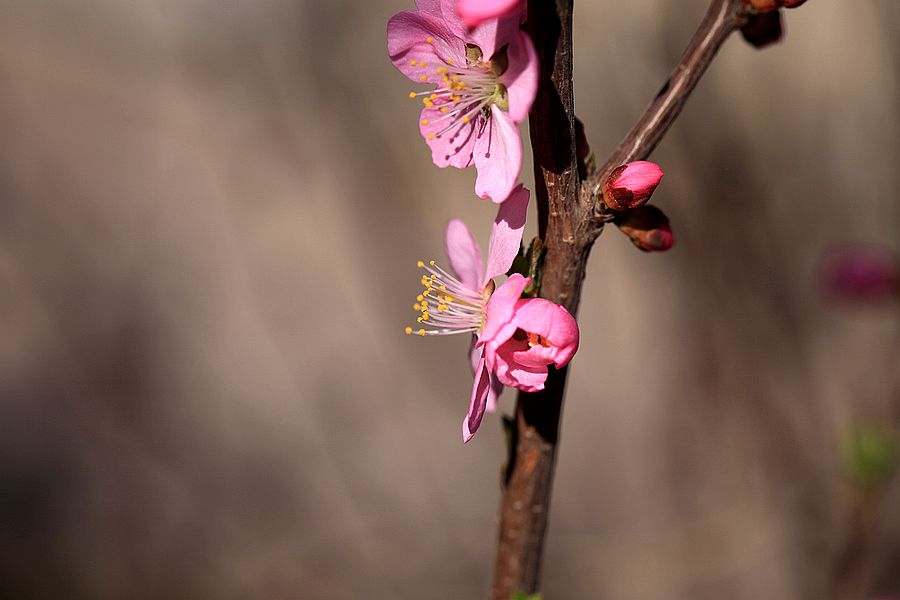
[483,184,528,285]
[492,340,548,392]
[500,31,539,123]
[445,219,483,292]
[473,106,522,203]
[420,107,478,169]
[480,273,530,343]
[456,0,524,28]
[462,352,492,442]
[415,0,443,17]
[387,11,465,81]
[508,298,580,368]
[468,338,504,413]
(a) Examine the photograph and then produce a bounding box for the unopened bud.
[744,0,778,11]
[614,205,675,253]
[819,245,900,304]
[602,161,664,211]
[742,0,807,11]
[741,10,783,48]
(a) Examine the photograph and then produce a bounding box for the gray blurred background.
[1,1,898,598]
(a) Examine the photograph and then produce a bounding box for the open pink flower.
[406,186,527,441]
[456,0,525,28]
[388,0,538,203]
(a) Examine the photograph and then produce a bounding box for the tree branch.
[490,1,751,598]
[590,0,750,194]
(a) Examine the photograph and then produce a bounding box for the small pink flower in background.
[819,245,900,303]
[602,161,664,211]
[456,0,525,28]
[387,0,538,203]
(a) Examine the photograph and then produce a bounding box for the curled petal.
[474,106,522,203]
[507,299,580,369]
[492,340,548,392]
[483,185,529,285]
[463,352,492,442]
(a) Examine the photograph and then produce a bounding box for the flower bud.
[741,10,783,48]
[743,0,778,11]
[781,0,807,7]
[602,161,664,211]
[614,205,675,253]
[819,245,900,303]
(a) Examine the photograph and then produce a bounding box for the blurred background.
[1,1,898,598]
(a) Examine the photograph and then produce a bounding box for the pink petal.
[492,341,548,392]
[508,298,580,368]
[420,107,477,169]
[500,31,538,123]
[462,353,492,442]
[415,0,443,17]
[387,11,465,81]
[456,0,524,28]
[483,185,529,285]
[485,369,503,413]
[468,339,504,413]
[480,273,530,343]
[473,107,522,203]
[445,219,483,292]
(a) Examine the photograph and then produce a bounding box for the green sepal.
[523,237,545,297]
[511,593,543,600]
[507,237,544,297]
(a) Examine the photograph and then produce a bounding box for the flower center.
[405,260,487,337]
[408,43,509,144]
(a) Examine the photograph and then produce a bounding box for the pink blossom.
[602,161,664,211]
[479,278,579,393]
[456,0,525,28]
[387,0,538,203]
[405,186,529,440]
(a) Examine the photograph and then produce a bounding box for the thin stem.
[490,1,751,598]
[590,0,750,194]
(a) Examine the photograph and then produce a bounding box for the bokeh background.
[1,1,899,598]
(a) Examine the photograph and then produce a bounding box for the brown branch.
[490,1,751,598]
[590,0,750,194]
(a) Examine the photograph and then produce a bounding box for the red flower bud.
[781,0,807,7]
[614,205,675,253]
[602,161,664,211]
[741,10,783,48]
